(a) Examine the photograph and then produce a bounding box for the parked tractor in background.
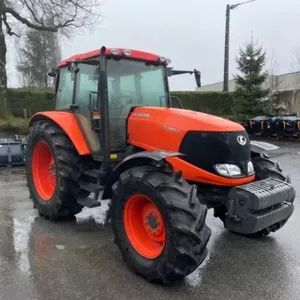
[25,46,295,284]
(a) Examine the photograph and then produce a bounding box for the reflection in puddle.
[55,244,66,250]
[13,216,35,275]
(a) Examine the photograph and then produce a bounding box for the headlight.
[247,161,254,174]
[215,164,242,177]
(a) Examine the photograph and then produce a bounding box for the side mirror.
[170,96,184,109]
[48,68,57,77]
[194,69,201,88]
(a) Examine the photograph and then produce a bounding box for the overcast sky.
[6,0,300,90]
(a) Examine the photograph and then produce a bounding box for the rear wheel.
[111,165,211,284]
[26,120,89,220]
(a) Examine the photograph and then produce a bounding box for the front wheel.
[252,155,291,183]
[249,155,293,236]
[111,165,211,284]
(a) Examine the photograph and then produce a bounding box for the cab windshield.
[75,58,169,117]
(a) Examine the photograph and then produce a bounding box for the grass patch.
[0,117,29,135]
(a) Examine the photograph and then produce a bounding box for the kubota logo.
[133,113,150,118]
[237,135,247,146]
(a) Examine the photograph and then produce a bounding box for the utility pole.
[223,4,231,92]
[222,0,256,92]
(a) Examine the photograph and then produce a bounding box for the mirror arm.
[167,68,201,88]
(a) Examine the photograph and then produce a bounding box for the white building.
[196,71,300,92]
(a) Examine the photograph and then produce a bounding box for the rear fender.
[29,112,91,155]
[250,140,279,156]
[102,150,183,199]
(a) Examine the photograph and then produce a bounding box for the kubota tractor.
[25,46,295,284]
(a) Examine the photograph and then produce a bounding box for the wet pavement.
[0,140,300,300]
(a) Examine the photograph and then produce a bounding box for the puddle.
[184,219,220,287]
[185,252,211,287]
[55,244,66,250]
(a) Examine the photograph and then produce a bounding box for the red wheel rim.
[32,141,56,201]
[124,194,166,259]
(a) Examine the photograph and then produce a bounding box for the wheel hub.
[124,194,166,259]
[146,213,159,229]
[144,212,163,236]
[32,141,57,201]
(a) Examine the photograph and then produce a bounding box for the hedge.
[1,89,239,135]
[0,117,29,135]
[171,91,235,118]
[6,88,235,118]
[7,88,55,118]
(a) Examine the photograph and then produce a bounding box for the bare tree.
[267,50,279,93]
[17,26,61,89]
[267,51,286,114]
[290,46,300,89]
[0,0,102,118]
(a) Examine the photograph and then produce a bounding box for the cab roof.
[58,48,163,67]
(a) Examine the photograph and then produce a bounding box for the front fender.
[250,140,279,154]
[102,150,183,199]
[119,150,183,165]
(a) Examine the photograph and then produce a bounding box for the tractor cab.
[49,46,201,162]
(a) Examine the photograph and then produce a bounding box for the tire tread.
[25,120,89,220]
[111,165,211,284]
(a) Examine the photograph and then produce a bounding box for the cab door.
[69,63,102,159]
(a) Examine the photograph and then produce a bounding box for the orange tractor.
[25,46,295,284]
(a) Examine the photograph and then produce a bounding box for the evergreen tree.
[17,28,61,88]
[234,40,270,118]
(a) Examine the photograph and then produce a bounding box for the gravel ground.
[0,140,299,300]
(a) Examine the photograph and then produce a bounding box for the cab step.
[83,169,107,179]
[77,197,101,208]
[80,181,104,193]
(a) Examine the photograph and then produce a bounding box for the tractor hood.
[127,106,245,152]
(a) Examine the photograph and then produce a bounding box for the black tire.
[249,155,293,237]
[26,120,89,220]
[111,165,211,284]
[252,155,291,183]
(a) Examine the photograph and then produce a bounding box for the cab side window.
[56,67,74,110]
[75,64,99,106]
